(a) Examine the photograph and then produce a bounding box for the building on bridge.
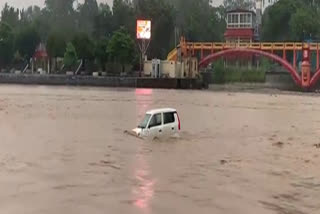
[224,9,258,43]
[224,9,259,67]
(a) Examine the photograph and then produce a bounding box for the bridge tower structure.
[223,9,259,68]
[224,9,256,44]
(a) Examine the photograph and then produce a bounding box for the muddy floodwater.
[0,85,320,214]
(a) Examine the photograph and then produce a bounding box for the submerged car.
[132,108,181,139]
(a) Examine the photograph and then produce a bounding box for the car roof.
[146,108,177,115]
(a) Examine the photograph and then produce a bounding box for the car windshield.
[138,114,151,128]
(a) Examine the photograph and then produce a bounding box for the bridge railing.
[168,41,320,61]
[181,42,320,51]
[167,48,178,61]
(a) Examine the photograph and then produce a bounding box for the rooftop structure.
[224,9,257,43]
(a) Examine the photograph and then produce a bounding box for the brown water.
[0,85,319,214]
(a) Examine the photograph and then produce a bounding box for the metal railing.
[168,42,320,60]
[182,42,318,51]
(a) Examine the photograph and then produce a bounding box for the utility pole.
[174,27,180,47]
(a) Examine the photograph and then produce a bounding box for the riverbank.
[208,82,298,92]
[208,83,320,97]
[0,72,317,92]
[0,73,203,89]
[207,72,303,92]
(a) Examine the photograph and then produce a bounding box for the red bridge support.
[301,45,311,88]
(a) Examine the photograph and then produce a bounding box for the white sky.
[0,0,113,9]
[1,0,224,10]
[212,0,224,7]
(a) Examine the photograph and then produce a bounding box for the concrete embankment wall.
[0,74,203,89]
[264,72,299,90]
[0,73,310,91]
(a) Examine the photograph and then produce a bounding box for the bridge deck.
[167,42,320,61]
[184,42,319,50]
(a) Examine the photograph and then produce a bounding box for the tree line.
[0,0,318,73]
[261,0,320,42]
[0,0,228,73]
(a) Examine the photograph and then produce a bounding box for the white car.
[132,108,181,139]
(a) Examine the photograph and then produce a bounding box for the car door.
[162,111,176,136]
[147,113,163,138]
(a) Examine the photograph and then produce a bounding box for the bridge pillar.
[301,44,311,88]
[283,49,286,60]
[192,44,195,56]
[317,44,319,70]
[293,49,296,69]
[201,45,204,59]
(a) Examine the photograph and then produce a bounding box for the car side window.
[148,113,162,128]
[164,112,175,124]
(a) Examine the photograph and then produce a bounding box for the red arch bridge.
[167,38,320,89]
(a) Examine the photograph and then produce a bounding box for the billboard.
[136,20,151,40]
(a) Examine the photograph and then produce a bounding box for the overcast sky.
[0,0,223,9]
[212,0,224,7]
[0,0,112,9]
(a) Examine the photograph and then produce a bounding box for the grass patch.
[211,60,266,84]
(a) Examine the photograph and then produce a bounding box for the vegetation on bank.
[0,0,319,74]
[0,0,226,73]
[211,60,266,84]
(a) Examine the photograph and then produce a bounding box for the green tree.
[304,0,320,10]
[0,22,14,69]
[72,32,95,70]
[95,38,109,71]
[107,28,136,73]
[163,0,225,44]
[290,8,320,41]
[208,7,227,41]
[31,9,51,41]
[45,0,75,16]
[47,32,66,58]
[260,0,320,42]
[45,0,76,38]
[20,6,41,24]
[1,3,19,29]
[64,42,78,70]
[261,0,300,41]
[112,0,135,36]
[15,26,41,61]
[78,0,99,35]
[93,3,113,39]
[47,32,66,72]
